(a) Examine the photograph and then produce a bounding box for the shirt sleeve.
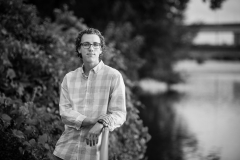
[59,75,86,130]
[99,72,127,131]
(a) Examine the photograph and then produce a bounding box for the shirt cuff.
[75,115,87,130]
[97,119,108,127]
[98,118,110,127]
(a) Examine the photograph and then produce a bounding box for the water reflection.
[174,60,240,160]
[137,90,197,160]
[233,82,240,102]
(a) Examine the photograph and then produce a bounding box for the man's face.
[78,34,102,64]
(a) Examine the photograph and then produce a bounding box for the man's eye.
[93,43,100,47]
[83,43,90,46]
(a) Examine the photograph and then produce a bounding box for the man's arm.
[97,72,127,131]
[81,117,97,127]
[60,76,93,130]
[85,71,126,147]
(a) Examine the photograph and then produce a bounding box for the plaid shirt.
[53,61,126,160]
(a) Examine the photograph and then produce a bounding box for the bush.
[0,97,62,160]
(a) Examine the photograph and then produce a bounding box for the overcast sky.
[184,0,240,24]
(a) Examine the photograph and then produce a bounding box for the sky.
[184,0,240,24]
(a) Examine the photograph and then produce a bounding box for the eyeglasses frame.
[80,42,102,49]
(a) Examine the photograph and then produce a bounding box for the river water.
[139,60,240,160]
[174,60,240,160]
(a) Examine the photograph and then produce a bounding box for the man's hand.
[86,122,104,147]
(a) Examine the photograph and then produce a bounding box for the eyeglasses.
[80,42,101,49]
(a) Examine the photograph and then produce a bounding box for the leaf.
[6,68,16,79]
[0,97,4,104]
[12,129,25,139]
[17,85,24,96]
[23,141,30,146]
[29,139,36,146]
[44,143,50,150]
[26,118,38,125]
[16,116,25,129]
[38,134,48,145]
[47,151,55,159]
[19,147,23,154]
[10,109,18,115]
[1,28,7,35]
[19,105,29,116]
[1,114,12,122]
[25,126,33,134]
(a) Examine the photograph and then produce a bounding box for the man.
[53,28,126,160]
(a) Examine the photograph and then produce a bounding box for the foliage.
[0,0,150,160]
[0,1,63,159]
[108,85,151,160]
[104,22,145,80]
[202,0,226,10]
[0,96,62,160]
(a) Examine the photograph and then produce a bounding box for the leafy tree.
[0,0,64,159]
[202,0,226,10]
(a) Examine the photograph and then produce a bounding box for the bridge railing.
[100,127,109,160]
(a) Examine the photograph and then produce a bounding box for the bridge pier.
[234,33,240,46]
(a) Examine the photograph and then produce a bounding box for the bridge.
[186,23,240,61]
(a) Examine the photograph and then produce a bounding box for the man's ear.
[77,50,82,58]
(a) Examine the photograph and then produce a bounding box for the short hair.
[75,28,105,59]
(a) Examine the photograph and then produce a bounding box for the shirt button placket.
[86,72,91,105]
[76,144,79,160]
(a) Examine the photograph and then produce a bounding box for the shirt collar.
[92,61,104,73]
[80,61,104,74]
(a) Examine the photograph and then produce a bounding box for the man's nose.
[88,44,94,50]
